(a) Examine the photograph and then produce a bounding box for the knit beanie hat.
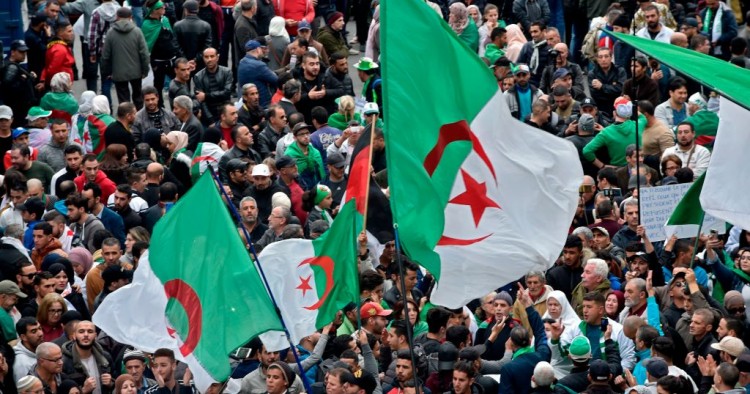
[494,291,512,306]
[16,376,39,392]
[569,336,592,361]
[327,11,344,25]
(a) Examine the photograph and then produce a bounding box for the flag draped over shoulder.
[191,142,225,183]
[256,200,360,345]
[93,173,283,392]
[381,0,583,308]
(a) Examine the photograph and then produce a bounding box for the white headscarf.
[92,95,111,115]
[543,290,581,328]
[78,91,97,115]
[269,16,290,41]
[50,72,72,93]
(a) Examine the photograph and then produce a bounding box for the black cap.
[348,370,377,394]
[292,122,312,136]
[31,11,47,25]
[102,265,132,285]
[457,345,486,361]
[226,158,250,173]
[736,354,750,373]
[60,310,83,325]
[438,342,458,371]
[326,152,346,168]
[275,155,297,169]
[11,40,28,51]
[17,198,45,214]
[589,359,611,382]
[581,97,597,108]
[182,0,198,12]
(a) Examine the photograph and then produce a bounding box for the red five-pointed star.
[296,275,313,297]
[449,170,501,227]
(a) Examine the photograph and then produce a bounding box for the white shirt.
[661,144,711,178]
[106,193,148,213]
[635,25,674,44]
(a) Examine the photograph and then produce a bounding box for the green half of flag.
[149,172,282,380]
[666,173,706,226]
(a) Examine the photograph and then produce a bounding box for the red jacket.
[41,40,75,84]
[74,170,116,203]
[274,0,315,36]
[204,1,225,40]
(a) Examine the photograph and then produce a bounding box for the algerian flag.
[191,142,225,183]
[257,200,360,345]
[93,173,283,391]
[382,0,583,308]
[664,173,706,237]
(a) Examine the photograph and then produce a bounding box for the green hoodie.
[583,114,647,166]
[484,43,505,64]
[285,141,326,184]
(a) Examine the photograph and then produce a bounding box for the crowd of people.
[1,0,750,394]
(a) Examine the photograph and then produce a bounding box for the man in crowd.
[661,121,711,179]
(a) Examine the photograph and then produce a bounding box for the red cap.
[360,301,392,320]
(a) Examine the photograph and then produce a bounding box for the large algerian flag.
[601,31,750,232]
[191,142,225,183]
[93,173,283,391]
[257,200,360,345]
[382,0,583,308]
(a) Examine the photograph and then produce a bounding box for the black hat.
[17,198,45,215]
[182,0,198,13]
[736,354,750,373]
[348,370,377,394]
[326,152,346,169]
[438,342,458,371]
[581,97,597,108]
[589,359,611,382]
[226,158,250,173]
[31,11,47,26]
[11,40,28,51]
[275,155,297,169]
[60,310,83,325]
[457,345,486,361]
[644,357,669,379]
[292,122,312,136]
[102,265,132,285]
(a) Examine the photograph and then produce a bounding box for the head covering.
[298,19,312,31]
[578,113,595,132]
[543,290,581,328]
[251,164,271,177]
[449,3,470,35]
[327,11,344,25]
[50,72,72,93]
[272,192,292,209]
[684,17,699,28]
[123,349,148,364]
[688,92,707,110]
[60,310,82,325]
[614,97,632,119]
[711,336,745,357]
[268,362,295,388]
[437,342,459,371]
[314,184,332,206]
[46,263,67,278]
[16,376,40,392]
[467,4,482,26]
[165,131,189,153]
[78,91,97,116]
[269,16,290,40]
[115,374,136,394]
[92,95,111,115]
[494,291,513,306]
[143,128,163,152]
[68,247,93,277]
[142,3,172,51]
[724,290,744,307]
[644,357,669,379]
[568,336,592,361]
[202,126,223,144]
[505,24,527,46]
[182,0,198,13]
[57,379,80,394]
[589,359,611,381]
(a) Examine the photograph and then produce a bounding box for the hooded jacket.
[13,341,37,382]
[88,2,119,56]
[31,239,68,270]
[101,19,151,82]
[61,340,115,394]
[582,115,647,166]
[75,171,117,204]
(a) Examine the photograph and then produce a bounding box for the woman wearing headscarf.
[40,72,80,125]
[70,91,97,151]
[364,5,381,61]
[268,17,291,71]
[449,3,479,53]
[68,247,93,309]
[467,5,484,27]
[164,130,192,190]
[142,0,182,106]
[503,24,528,62]
[542,290,581,378]
[91,95,116,160]
[301,184,333,235]
[45,261,91,320]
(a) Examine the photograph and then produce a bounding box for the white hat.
[688,93,707,110]
[363,102,379,116]
[0,106,12,120]
[251,164,271,177]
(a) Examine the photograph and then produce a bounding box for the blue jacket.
[237,54,278,108]
[98,206,125,245]
[23,220,42,251]
[498,306,551,394]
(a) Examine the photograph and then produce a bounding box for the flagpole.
[207,168,313,394]
[360,115,378,235]
[689,211,706,269]
[392,224,422,394]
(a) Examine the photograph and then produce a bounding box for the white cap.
[251,164,271,177]
[0,106,12,120]
[363,102,379,116]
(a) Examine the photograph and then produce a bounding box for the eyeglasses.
[48,309,64,314]
[42,357,63,363]
[729,307,746,314]
[672,281,685,288]
[20,273,37,279]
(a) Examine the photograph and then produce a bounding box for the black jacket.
[104,121,135,162]
[297,72,336,124]
[257,124,289,158]
[218,145,262,181]
[117,205,143,232]
[588,64,627,116]
[193,65,233,118]
[323,67,355,111]
[246,182,286,225]
[173,15,212,66]
[61,341,115,394]
[233,14,258,68]
[180,114,204,153]
[147,17,182,61]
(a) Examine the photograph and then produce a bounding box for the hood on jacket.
[112,19,135,33]
[98,2,119,22]
[13,341,36,359]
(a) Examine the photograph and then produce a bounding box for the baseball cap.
[552,68,570,81]
[437,342,459,371]
[735,353,750,373]
[298,20,312,31]
[275,155,297,169]
[590,226,609,237]
[11,40,28,51]
[458,345,486,361]
[360,301,392,320]
[251,163,271,177]
[182,0,198,13]
[627,251,648,263]
[644,357,669,379]
[628,175,647,190]
[514,64,530,75]
[292,122,312,136]
[12,127,29,139]
[17,198,45,214]
[0,105,13,120]
[684,17,699,28]
[26,106,52,121]
[226,158,250,173]
[0,280,27,298]
[363,102,379,116]
[668,271,687,288]
[581,97,597,108]
[326,152,346,169]
[711,336,746,357]
[569,336,592,361]
[578,113,595,132]
[589,359,611,382]
[245,40,262,51]
[347,370,377,394]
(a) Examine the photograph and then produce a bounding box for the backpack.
[581,20,607,62]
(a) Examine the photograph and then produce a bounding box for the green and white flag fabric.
[257,200,360,346]
[381,0,583,308]
[93,173,283,392]
[191,142,225,183]
[664,173,706,237]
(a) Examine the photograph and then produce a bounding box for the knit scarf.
[512,345,534,360]
[529,40,546,73]
[704,6,724,49]
[142,14,171,52]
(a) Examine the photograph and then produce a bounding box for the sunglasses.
[20,273,37,279]
[729,307,746,314]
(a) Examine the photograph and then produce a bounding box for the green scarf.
[142,13,171,53]
[712,249,750,303]
[512,345,534,360]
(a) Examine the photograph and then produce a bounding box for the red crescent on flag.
[437,234,492,246]
[191,155,219,166]
[423,120,497,183]
[298,256,335,310]
[164,279,203,357]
